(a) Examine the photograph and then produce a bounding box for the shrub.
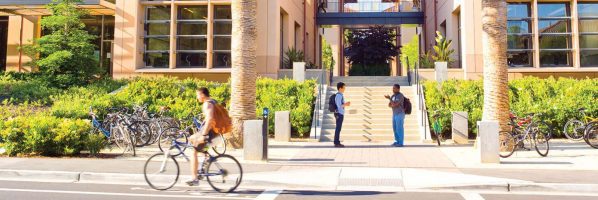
[0,114,99,156]
[0,76,60,104]
[348,64,391,76]
[423,77,598,138]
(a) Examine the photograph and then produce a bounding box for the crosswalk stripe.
[460,192,485,200]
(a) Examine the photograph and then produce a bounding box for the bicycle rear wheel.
[144,152,180,190]
[499,131,516,158]
[131,122,152,147]
[536,121,553,141]
[564,119,585,141]
[206,154,243,193]
[533,130,549,157]
[584,122,598,149]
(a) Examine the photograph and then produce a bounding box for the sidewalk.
[1,140,598,194]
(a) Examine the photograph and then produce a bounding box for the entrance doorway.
[0,16,8,71]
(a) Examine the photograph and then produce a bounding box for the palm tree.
[229,0,258,148]
[481,0,510,131]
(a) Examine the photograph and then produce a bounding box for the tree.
[481,0,510,131]
[22,0,100,88]
[322,38,335,70]
[344,26,399,67]
[229,0,258,148]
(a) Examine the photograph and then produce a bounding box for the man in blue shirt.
[385,84,405,147]
[334,82,350,147]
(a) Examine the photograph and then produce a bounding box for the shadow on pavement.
[280,190,393,197]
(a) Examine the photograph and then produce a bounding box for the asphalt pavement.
[1,180,597,200]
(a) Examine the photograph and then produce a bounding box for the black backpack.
[328,94,338,113]
[403,97,412,115]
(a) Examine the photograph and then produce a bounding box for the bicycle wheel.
[584,122,598,149]
[158,127,188,156]
[148,120,162,145]
[206,154,243,193]
[536,121,553,141]
[211,135,227,155]
[564,119,585,141]
[499,131,516,158]
[130,122,152,147]
[533,129,549,157]
[144,152,180,190]
[111,126,128,155]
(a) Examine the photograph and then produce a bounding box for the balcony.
[319,0,422,13]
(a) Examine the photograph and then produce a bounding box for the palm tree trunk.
[481,0,510,132]
[229,0,258,148]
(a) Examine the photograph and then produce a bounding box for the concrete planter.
[434,62,448,82]
[293,62,306,83]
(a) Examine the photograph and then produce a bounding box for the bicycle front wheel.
[564,119,584,141]
[206,154,243,193]
[144,152,180,190]
[584,122,598,149]
[533,130,550,157]
[158,127,188,156]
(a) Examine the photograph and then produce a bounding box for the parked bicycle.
[430,110,445,146]
[564,108,597,141]
[499,113,550,158]
[583,121,598,149]
[144,127,242,193]
[89,107,137,156]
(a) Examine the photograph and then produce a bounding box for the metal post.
[262,108,269,161]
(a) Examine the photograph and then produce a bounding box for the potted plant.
[432,31,455,82]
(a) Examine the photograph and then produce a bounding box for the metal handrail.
[415,57,429,141]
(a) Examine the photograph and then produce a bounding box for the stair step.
[322,123,420,129]
[320,133,420,142]
[321,128,420,135]
[322,118,419,124]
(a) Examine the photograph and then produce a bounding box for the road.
[0,180,596,200]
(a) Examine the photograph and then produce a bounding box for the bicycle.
[564,108,597,141]
[143,131,242,193]
[429,110,444,146]
[158,116,228,155]
[584,121,598,149]
[89,107,136,156]
[499,113,550,158]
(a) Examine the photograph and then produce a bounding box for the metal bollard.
[262,108,269,161]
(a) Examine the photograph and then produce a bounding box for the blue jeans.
[392,113,406,145]
[334,113,344,145]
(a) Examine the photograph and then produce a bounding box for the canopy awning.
[0,0,114,16]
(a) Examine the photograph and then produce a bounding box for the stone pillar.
[451,112,468,144]
[243,120,266,161]
[434,62,448,82]
[293,62,306,82]
[275,111,291,142]
[477,121,500,164]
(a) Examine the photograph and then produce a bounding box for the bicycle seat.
[578,108,586,112]
[527,113,536,116]
[160,106,171,111]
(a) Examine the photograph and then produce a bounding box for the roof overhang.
[0,0,115,16]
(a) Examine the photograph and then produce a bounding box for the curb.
[1,169,598,194]
[427,182,598,194]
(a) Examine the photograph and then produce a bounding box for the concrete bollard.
[293,62,306,83]
[275,111,291,142]
[243,120,267,161]
[434,62,448,82]
[477,121,500,164]
[451,112,468,144]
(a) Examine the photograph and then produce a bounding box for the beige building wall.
[5,15,39,72]
[424,0,598,80]
[112,0,318,81]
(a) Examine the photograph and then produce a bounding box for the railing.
[318,0,422,13]
[311,66,329,140]
[415,56,429,141]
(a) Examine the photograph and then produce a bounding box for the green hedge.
[51,77,316,137]
[424,77,598,138]
[0,76,60,104]
[0,114,104,156]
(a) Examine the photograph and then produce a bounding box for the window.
[177,6,208,68]
[213,5,231,68]
[578,3,598,67]
[144,6,171,68]
[507,3,533,67]
[537,3,572,67]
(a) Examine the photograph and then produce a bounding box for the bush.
[0,114,99,156]
[50,78,127,119]
[0,76,60,104]
[349,64,391,76]
[424,77,598,138]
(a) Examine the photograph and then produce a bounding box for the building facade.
[423,0,598,79]
[0,0,597,81]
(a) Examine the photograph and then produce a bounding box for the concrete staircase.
[320,76,421,142]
